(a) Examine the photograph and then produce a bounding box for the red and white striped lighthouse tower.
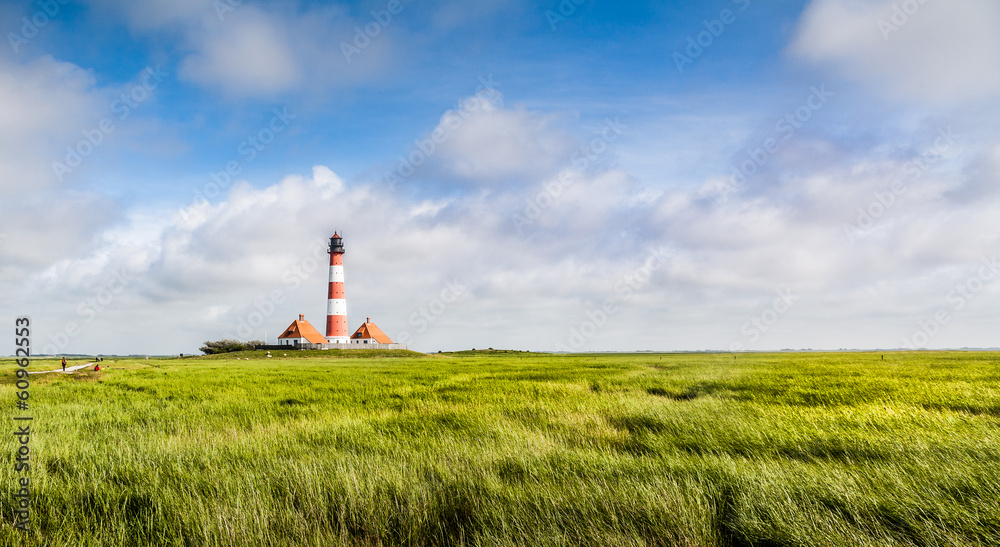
[325,233,349,343]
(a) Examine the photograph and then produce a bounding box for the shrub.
[199,339,265,355]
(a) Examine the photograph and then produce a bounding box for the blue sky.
[2,0,999,355]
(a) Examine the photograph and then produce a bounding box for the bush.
[199,339,265,355]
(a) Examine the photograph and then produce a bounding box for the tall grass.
[2,351,999,545]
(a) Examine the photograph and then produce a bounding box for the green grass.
[2,351,999,546]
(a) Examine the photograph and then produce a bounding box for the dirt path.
[28,362,96,374]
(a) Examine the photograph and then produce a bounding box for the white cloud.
[0,51,194,294]
[124,2,402,98]
[790,0,1000,104]
[0,54,134,283]
[391,92,585,190]
[0,192,120,273]
[436,98,577,185]
[179,8,301,97]
[0,54,107,192]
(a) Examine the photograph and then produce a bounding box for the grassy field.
[2,350,999,546]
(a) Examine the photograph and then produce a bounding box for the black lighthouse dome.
[329,233,345,253]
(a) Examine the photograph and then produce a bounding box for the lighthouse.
[325,233,349,343]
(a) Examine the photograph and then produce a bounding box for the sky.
[2,0,999,355]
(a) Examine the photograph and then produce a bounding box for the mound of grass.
[197,348,430,360]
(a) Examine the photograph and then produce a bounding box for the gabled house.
[278,314,328,346]
[349,317,394,345]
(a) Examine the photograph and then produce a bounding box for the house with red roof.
[349,317,394,345]
[278,315,328,346]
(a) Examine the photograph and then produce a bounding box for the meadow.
[2,350,999,546]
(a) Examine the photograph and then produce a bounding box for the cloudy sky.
[2,0,999,355]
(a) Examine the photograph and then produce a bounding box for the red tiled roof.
[278,316,328,344]
[350,318,393,343]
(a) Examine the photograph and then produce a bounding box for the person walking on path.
[61,357,67,372]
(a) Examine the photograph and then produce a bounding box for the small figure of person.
[61,357,67,372]
[94,364,100,371]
